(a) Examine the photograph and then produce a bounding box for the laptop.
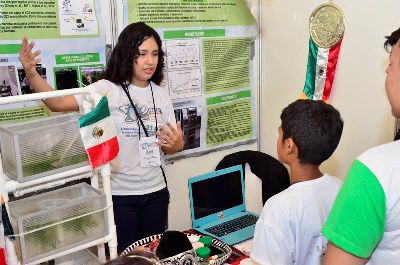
[188,165,259,245]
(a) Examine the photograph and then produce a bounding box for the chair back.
[216,150,290,204]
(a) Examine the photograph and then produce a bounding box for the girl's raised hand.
[18,37,42,79]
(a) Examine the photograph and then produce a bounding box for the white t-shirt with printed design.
[251,174,342,265]
[74,79,176,195]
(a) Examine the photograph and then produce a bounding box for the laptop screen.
[190,167,243,220]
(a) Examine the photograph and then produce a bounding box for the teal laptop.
[188,165,259,245]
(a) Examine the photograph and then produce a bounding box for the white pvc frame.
[0,88,118,264]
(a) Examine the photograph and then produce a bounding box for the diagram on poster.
[58,0,98,35]
[166,39,200,69]
[168,69,202,100]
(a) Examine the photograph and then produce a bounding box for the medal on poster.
[139,136,161,167]
[309,2,345,48]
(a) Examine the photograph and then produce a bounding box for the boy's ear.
[284,137,297,155]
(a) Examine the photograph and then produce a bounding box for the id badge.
[139,136,161,167]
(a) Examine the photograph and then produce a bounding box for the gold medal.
[309,3,345,48]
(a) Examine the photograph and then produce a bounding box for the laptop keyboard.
[205,214,258,237]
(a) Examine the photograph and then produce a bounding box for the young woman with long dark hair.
[19,22,183,252]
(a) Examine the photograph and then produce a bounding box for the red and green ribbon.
[302,38,343,101]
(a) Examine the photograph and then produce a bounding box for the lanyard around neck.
[121,82,158,138]
[121,81,168,185]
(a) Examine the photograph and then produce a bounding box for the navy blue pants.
[112,187,169,253]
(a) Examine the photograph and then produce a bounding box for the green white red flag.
[302,38,342,101]
[79,96,119,168]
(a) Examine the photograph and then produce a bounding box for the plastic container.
[196,246,211,259]
[199,236,212,247]
[8,183,108,264]
[54,249,101,265]
[0,113,89,182]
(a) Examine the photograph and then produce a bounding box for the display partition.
[0,1,120,263]
[0,2,262,258]
[0,0,260,159]
[120,0,260,160]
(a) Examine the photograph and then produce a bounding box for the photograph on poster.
[82,0,93,13]
[54,67,79,90]
[80,65,103,86]
[174,107,202,150]
[0,64,21,97]
[18,65,47,94]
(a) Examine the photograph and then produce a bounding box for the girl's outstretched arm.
[19,37,79,112]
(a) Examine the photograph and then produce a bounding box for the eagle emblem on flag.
[92,126,104,139]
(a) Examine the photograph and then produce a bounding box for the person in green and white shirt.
[322,27,400,265]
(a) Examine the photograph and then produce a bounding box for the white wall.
[260,0,400,179]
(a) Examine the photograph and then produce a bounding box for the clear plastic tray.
[8,183,108,264]
[54,249,101,265]
[0,113,89,182]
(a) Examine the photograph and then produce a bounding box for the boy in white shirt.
[251,99,343,265]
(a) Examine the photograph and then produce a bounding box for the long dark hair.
[104,22,164,86]
[384,27,400,52]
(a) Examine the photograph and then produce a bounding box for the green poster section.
[203,38,251,95]
[164,29,225,39]
[127,0,255,28]
[55,53,101,64]
[0,0,99,39]
[0,0,60,39]
[0,106,50,124]
[206,91,252,147]
[0,44,22,54]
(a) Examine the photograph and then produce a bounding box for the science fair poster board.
[123,0,258,159]
[0,0,106,124]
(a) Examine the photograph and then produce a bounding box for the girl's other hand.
[156,121,184,154]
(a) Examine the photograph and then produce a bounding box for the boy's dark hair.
[104,22,165,85]
[384,27,400,52]
[280,99,343,165]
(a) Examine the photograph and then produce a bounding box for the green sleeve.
[322,160,386,258]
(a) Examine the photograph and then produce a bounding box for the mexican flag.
[302,37,343,101]
[79,96,119,168]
